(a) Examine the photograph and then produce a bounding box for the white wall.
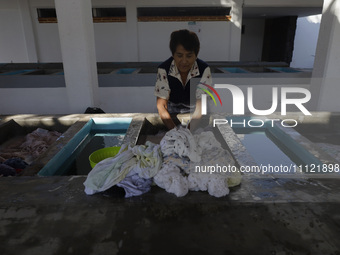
[138,21,231,62]
[0,0,29,63]
[244,0,322,7]
[34,23,62,62]
[0,0,330,115]
[98,87,157,113]
[0,77,311,115]
[0,0,324,64]
[291,15,321,69]
[199,22,231,61]
[28,0,62,62]
[0,86,157,115]
[1,0,237,63]
[0,88,69,114]
[92,0,133,62]
[310,0,340,112]
[94,23,130,62]
[240,19,265,61]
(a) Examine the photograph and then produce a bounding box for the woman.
[154,29,212,130]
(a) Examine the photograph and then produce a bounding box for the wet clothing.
[4,157,28,170]
[154,127,242,198]
[117,173,153,198]
[0,128,62,164]
[0,163,16,177]
[84,142,162,197]
[154,57,212,113]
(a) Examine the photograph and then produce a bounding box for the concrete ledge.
[1,113,340,254]
[1,175,340,254]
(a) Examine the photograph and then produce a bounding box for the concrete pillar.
[54,0,99,113]
[18,0,38,62]
[310,0,340,111]
[125,1,139,61]
[229,0,243,61]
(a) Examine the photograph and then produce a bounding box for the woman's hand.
[156,97,177,130]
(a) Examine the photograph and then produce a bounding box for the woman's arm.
[188,99,202,130]
[156,97,177,130]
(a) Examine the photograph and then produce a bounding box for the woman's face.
[173,44,197,75]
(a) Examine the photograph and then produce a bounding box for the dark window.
[37,8,57,18]
[37,8,57,23]
[92,8,126,18]
[37,7,127,23]
[92,8,126,22]
[137,7,231,21]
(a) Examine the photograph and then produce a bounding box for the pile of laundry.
[0,128,62,177]
[84,127,241,198]
[155,128,241,197]
[0,157,28,177]
[84,141,162,197]
[0,128,62,165]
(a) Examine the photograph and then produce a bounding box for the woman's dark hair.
[169,29,200,56]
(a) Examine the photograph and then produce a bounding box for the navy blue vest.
[158,57,209,106]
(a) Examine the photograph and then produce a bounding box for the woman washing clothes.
[154,29,213,130]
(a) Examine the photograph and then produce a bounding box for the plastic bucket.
[89,146,121,168]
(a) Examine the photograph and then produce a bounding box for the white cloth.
[154,128,242,197]
[84,142,162,196]
[160,127,201,162]
[117,173,153,198]
[153,163,189,197]
[84,144,135,195]
[130,141,163,179]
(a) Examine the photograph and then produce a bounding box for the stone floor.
[1,113,340,255]
[1,175,340,255]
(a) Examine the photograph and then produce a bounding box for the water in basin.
[38,118,132,176]
[70,130,125,175]
[229,117,323,174]
[234,128,296,172]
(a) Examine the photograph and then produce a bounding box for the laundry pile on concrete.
[154,127,241,197]
[84,127,241,198]
[0,157,28,177]
[84,141,162,197]
[0,128,62,176]
[0,128,62,164]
